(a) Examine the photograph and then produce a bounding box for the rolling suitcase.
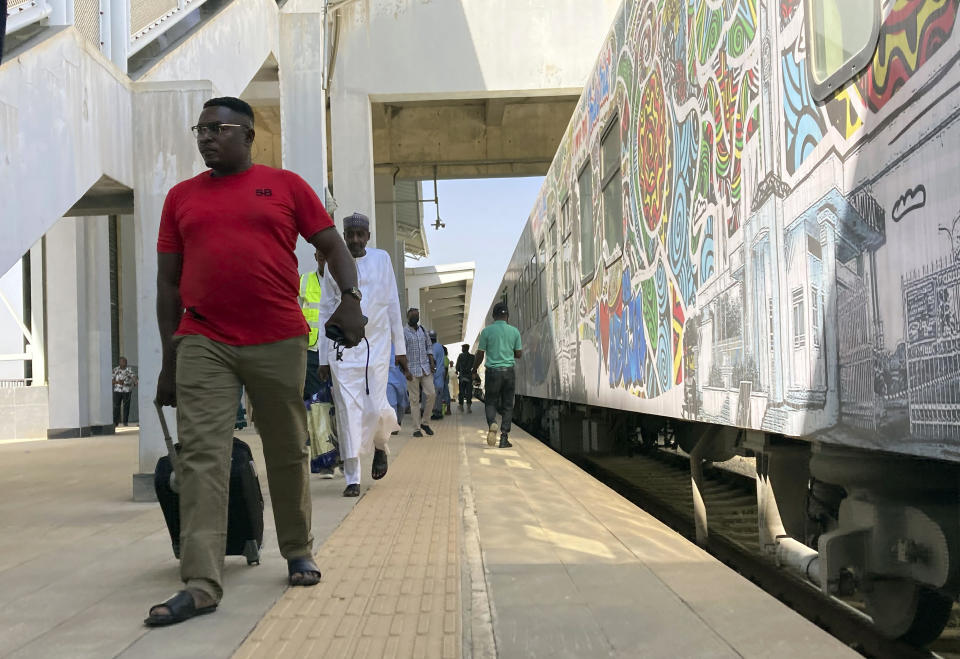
[154,401,264,565]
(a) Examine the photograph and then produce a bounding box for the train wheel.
[864,578,953,645]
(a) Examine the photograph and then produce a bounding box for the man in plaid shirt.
[401,308,436,437]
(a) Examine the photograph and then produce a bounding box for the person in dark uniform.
[455,344,474,412]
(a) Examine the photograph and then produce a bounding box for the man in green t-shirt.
[472,302,522,448]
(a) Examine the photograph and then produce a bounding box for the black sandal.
[144,590,217,627]
[372,449,388,480]
[288,557,322,586]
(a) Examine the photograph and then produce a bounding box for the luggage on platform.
[306,386,339,473]
[153,401,264,565]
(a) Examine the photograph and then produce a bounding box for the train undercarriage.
[512,394,960,646]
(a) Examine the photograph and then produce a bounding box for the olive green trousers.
[175,334,313,601]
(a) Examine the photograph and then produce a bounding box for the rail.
[0,378,31,388]
[129,0,209,55]
[5,0,52,35]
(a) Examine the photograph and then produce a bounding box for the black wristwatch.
[343,287,362,302]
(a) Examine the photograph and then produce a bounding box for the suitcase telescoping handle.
[154,400,181,493]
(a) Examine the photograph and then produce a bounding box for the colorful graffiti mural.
[856,0,958,112]
[503,0,960,453]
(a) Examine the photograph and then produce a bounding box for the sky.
[405,176,544,346]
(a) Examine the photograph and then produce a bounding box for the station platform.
[0,409,857,658]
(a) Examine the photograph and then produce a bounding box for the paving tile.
[0,429,377,659]
[486,564,583,605]
[235,416,462,659]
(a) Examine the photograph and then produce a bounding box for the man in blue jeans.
[472,302,522,448]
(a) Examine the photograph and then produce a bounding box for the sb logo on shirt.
[255,189,273,197]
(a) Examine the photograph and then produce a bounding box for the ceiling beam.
[420,290,467,300]
[64,192,134,217]
[485,98,506,126]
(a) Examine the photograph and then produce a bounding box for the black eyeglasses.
[190,123,245,138]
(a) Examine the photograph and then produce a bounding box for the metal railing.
[0,378,31,388]
[5,0,52,35]
[129,0,209,55]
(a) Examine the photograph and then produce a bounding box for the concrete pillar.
[395,239,408,312]
[407,286,422,315]
[374,173,409,312]
[0,260,24,381]
[118,214,139,423]
[46,216,113,437]
[84,216,114,429]
[331,89,376,242]
[131,81,212,501]
[278,8,330,274]
[45,219,84,432]
[374,172,398,257]
[29,239,46,386]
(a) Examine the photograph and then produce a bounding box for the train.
[482,0,960,646]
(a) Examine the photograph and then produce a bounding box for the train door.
[547,213,560,397]
[837,259,878,429]
[558,196,576,398]
[751,237,774,396]
[784,220,827,399]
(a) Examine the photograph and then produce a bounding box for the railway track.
[567,448,960,659]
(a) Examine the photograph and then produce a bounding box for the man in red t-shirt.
[146,97,365,627]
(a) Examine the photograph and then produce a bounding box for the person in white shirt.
[318,213,407,497]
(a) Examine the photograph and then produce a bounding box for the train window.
[578,163,595,282]
[811,286,822,349]
[548,220,559,310]
[601,118,623,260]
[522,265,530,330]
[513,282,520,327]
[529,253,539,323]
[804,0,880,101]
[560,198,573,298]
[791,288,806,349]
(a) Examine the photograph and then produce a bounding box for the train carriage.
[485,0,960,645]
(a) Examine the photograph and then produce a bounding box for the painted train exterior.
[494,0,960,463]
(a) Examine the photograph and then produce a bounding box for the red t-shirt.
[157,164,334,345]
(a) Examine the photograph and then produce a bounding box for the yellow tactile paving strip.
[235,418,461,659]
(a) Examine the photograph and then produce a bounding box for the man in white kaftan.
[318,212,407,497]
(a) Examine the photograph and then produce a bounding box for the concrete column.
[29,239,46,386]
[83,216,114,429]
[45,220,85,432]
[395,239,408,312]
[107,0,130,72]
[331,89,376,243]
[374,172,398,257]
[278,8,329,274]
[407,286,422,315]
[374,173,409,312]
[131,81,212,501]
[46,216,113,437]
[119,214,139,423]
[0,260,24,381]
